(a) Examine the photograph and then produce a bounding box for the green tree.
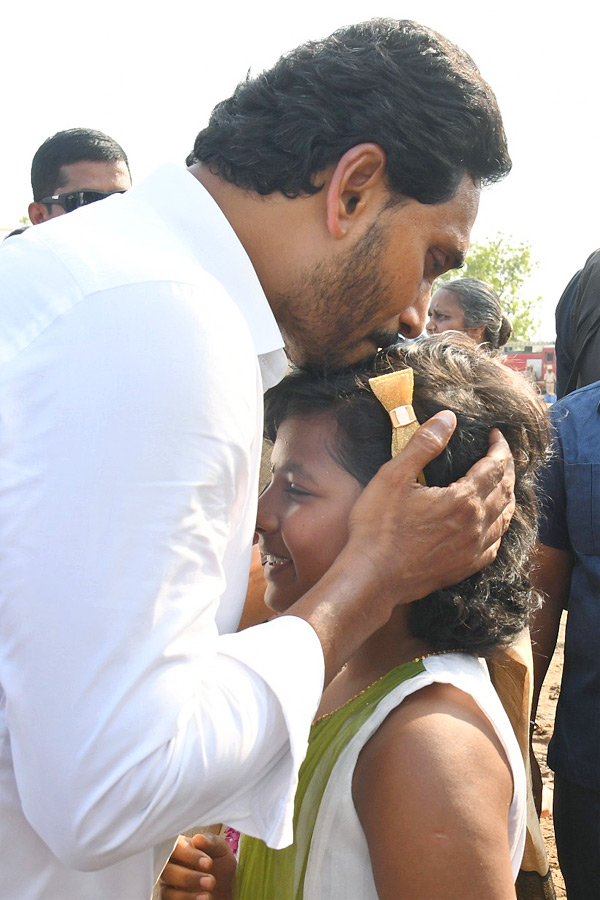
[436,233,541,341]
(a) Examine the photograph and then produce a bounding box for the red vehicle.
[503,344,556,396]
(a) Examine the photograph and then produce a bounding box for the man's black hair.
[31,128,130,201]
[187,18,510,203]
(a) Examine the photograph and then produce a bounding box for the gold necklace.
[313,648,466,725]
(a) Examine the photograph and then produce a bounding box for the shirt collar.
[129,165,286,373]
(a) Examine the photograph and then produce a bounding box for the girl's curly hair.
[264,333,550,657]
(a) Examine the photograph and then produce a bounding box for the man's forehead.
[387,175,479,235]
[56,159,131,193]
[429,176,480,251]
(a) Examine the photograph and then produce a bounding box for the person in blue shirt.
[531,381,600,898]
[554,249,600,399]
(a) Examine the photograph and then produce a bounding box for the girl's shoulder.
[356,677,512,792]
[352,679,516,899]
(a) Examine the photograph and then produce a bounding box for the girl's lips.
[260,552,292,569]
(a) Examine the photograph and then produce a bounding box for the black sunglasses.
[39,189,126,213]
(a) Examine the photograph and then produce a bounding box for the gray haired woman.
[427,277,512,348]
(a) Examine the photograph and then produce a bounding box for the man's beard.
[275,221,400,373]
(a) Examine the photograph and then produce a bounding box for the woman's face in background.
[426,288,486,343]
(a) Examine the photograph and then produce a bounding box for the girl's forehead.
[270,412,363,501]
[273,413,338,462]
[270,412,366,490]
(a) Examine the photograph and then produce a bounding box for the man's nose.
[399,303,427,339]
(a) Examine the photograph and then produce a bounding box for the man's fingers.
[456,428,515,525]
[388,410,457,481]
[490,428,516,536]
[487,426,512,459]
[168,835,203,869]
[161,884,213,900]
[169,833,217,869]
[455,445,514,570]
[160,856,215,892]
[191,831,231,861]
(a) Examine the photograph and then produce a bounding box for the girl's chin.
[265,589,301,616]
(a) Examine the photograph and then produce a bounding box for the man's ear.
[325,143,387,239]
[28,201,50,225]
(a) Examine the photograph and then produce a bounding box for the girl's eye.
[284,483,311,498]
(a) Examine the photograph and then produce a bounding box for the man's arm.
[527,408,572,810]
[528,542,572,812]
[1,272,309,868]
[530,543,572,721]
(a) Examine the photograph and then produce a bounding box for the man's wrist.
[284,545,401,684]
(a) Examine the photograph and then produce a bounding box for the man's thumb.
[395,410,457,476]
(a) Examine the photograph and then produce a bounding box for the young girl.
[159,333,549,900]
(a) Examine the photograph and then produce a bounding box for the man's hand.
[286,411,515,684]
[347,412,515,604]
[159,833,236,900]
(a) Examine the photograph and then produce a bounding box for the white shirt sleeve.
[0,262,323,871]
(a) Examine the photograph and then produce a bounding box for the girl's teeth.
[263,554,289,566]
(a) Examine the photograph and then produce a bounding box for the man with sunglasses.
[27,127,131,224]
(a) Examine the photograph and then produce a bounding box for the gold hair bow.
[368,367,425,483]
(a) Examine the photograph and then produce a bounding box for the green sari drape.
[234,660,427,900]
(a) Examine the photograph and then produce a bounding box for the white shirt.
[0,165,324,899]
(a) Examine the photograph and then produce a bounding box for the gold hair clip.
[368,367,425,484]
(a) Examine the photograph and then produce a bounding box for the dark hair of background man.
[31,128,131,202]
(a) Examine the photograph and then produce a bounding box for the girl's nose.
[256,482,277,534]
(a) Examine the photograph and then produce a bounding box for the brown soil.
[532,612,567,898]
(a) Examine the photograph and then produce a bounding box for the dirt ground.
[532,611,567,898]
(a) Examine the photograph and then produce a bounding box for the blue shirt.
[538,381,600,790]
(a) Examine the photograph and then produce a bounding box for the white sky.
[4,0,600,339]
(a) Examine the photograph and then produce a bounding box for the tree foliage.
[436,233,541,341]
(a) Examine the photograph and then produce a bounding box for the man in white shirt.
[0,19,515,899]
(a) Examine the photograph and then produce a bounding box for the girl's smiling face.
[256,414,363,613]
